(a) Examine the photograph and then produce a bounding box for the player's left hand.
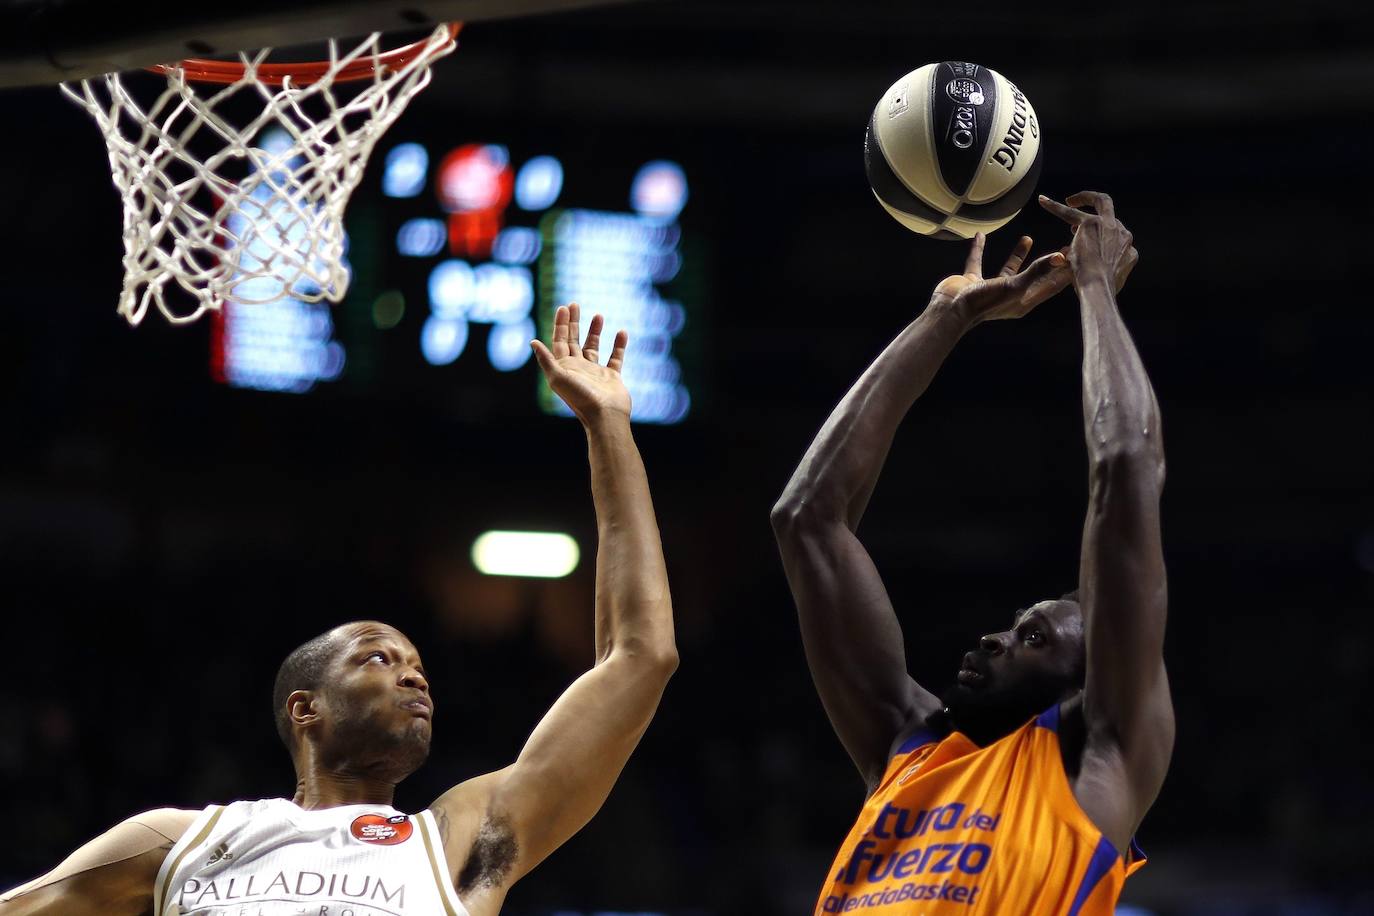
[929,233,1073,325]
[1038,191,1139,294]
[532,303,632,424]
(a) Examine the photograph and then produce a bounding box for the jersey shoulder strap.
[152,805,225,916]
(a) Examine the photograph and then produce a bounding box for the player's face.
[942,599,1084,741]
[317,622,434,779]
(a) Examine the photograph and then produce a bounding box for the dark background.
[2,1,1373,913]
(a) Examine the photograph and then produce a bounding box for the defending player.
[771,193,1170,913]
[1,303,678,916]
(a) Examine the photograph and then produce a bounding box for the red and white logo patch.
[350,814,413,846]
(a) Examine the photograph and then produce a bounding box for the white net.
[62,24,458,326]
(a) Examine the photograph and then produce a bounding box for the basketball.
[864,61,1043,240]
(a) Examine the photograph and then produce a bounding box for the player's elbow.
[769,497,802,537]
[1088,436,1165,497]
[605,629,679,680]
[630,643,680,688]
[653,644,681,679]
[636,632,680,678]
[770,492,839,540]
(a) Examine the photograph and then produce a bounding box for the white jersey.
[153,798,469,916]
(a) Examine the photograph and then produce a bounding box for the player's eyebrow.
[351,635,426,673]
[349,627,397,646]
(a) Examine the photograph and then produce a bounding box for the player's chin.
[944,677,1010,711]
[403,716,433,744]
[383,715,432,749]
[940,682,979,711]
[389,725,433,773]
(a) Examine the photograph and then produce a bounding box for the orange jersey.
[816,705,1145,915]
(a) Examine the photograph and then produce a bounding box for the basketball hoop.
[62,23,460,326]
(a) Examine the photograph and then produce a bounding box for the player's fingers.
[1009,252,1072,312]
[606,330,629,373]
[1015,250,1069,284]
[1065,191,1114,220]
[531,339,558,376]
[1115,246,1140,292]
[1037,195,1087,225]
[999,236,1033,277]
[567,302,581,350]
[963,232,986,278]
[583,314,604,360]
[551,305,570,358]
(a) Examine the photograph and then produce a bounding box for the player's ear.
[288,690,321,730]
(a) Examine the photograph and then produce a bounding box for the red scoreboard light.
[437,144,514,259]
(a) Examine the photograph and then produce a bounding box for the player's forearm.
[0,885,106,916]
[773,300,972,531]
[1,864,150,916]
[583,412,676,669]
[0,816,178,916]
[1076,273,1163,480]
[0,887,57,915]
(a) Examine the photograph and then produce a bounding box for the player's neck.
[292,769,399,810]
[941,705,1038,748]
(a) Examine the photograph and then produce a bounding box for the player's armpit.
[0,808,196,916]
[429,769,514,895]
[429,651,671,914]
[486,650,675,883]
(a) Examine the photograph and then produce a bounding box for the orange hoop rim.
[148,22,461,86]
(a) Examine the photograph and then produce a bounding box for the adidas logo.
[206,843,233,865]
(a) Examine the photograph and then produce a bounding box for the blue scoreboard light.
[538,206,690,424]
[212,134,704,427]
[211,128,348,394]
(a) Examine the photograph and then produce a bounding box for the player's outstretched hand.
[532,303,632,424]
[1038,191,1138,293]
[929,233,1073,324]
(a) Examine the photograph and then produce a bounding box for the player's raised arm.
[0,809,195,916]
[770,236,1072,790]
[430,304,677,913]
[1041,192,1173,854]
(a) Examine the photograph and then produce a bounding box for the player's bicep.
[434,653,669,894]
[511,659,664,816]
[495,654,668,879]
[774,515,938,785]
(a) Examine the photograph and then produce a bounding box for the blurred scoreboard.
[211,130,704,426]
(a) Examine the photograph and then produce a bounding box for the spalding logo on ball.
[865,61,1042,240]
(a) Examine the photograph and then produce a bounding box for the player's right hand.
[531,303,632,425]
[1038,192,1139,293]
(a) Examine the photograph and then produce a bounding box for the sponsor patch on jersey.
[350,813,414,846]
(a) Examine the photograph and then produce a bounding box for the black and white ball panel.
[866,61,1042,239]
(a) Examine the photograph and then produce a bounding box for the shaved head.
[272,626,350,750]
